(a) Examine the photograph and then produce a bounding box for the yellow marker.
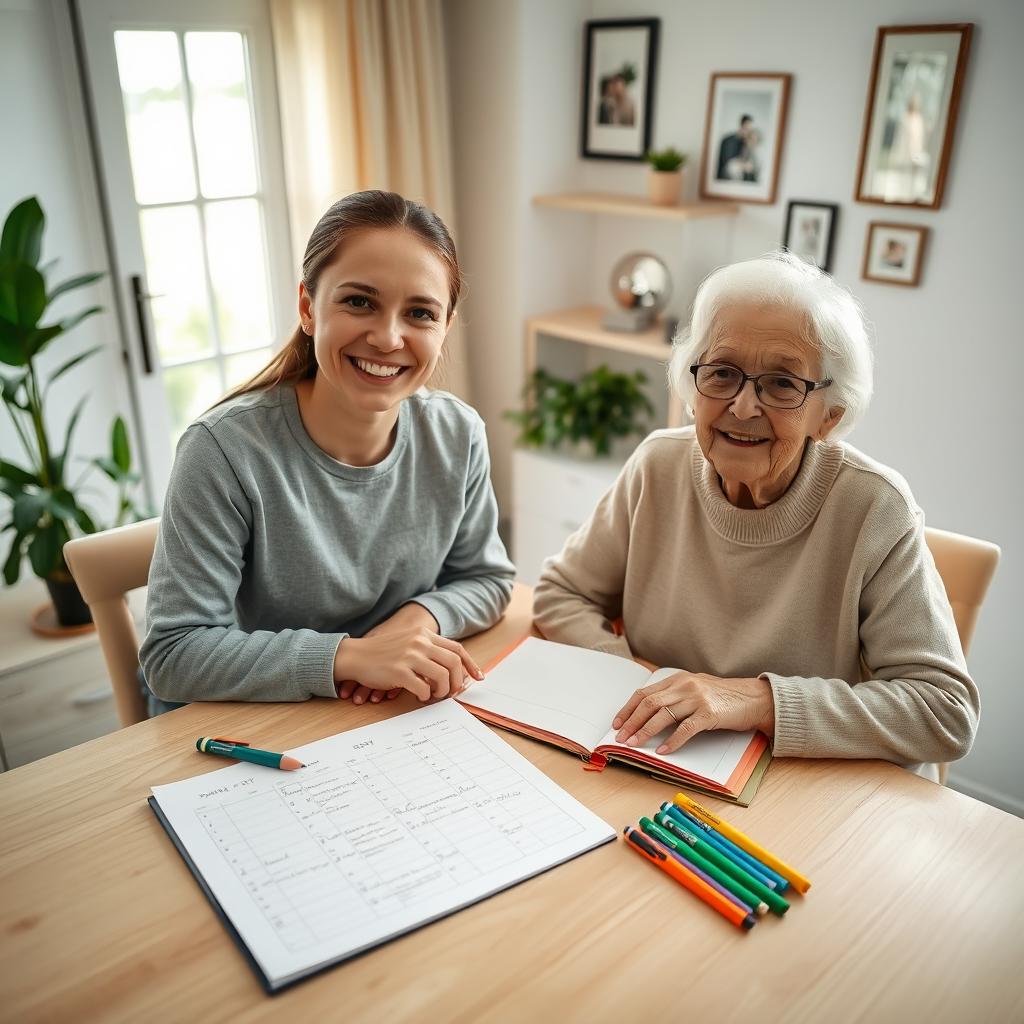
[672,792,812,894]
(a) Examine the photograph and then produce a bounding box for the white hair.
[667,251,873,439]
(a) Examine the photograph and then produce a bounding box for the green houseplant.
[0,196,146,627]
[645,146,688,206]
[506,365,655,458]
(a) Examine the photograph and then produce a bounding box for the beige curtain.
[270,0,469,399]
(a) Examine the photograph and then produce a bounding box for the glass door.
[77,0,293,501]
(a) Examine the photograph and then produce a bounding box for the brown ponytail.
[220,190,462,404]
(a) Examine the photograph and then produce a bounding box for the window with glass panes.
[113,30,276,447]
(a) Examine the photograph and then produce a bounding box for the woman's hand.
[334,603,482,704]
[612,671,775,754]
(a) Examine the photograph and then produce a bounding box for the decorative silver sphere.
[609,252,672,313]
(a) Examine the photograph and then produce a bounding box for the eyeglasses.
[689,363,833,410]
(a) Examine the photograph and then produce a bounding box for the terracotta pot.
[647,169,683,206]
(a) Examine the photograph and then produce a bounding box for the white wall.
[447,0,1024,813]
[0,0,133,558]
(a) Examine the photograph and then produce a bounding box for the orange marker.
[623,826,756,931]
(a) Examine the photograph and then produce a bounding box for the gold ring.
[665,706,679,723]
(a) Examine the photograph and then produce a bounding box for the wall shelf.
[525,305,684,427]
[532,192,738,221]
[527,305,670,359]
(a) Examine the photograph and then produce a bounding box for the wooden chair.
[923,526,1000,784]
[64,518,160,727]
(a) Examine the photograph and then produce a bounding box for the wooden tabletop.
[1,584,1022,1023]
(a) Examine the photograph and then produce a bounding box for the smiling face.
[693,303,843,508]
[298,226,451,415]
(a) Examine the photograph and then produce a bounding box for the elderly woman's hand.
[612,672,775,754]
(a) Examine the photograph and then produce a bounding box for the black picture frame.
[783,200,839,273]
[580,18,659,161]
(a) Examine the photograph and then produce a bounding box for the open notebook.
[457,637,770,804]
[149,701,614,993]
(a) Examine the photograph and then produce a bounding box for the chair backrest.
[64,518,159,727]
[923,526,1000,657]
[923,526,999,787]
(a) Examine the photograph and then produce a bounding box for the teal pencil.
[196,737,304,771]
[657,807,779,891]
[660,802,789,892]
[639,817,769,917]
[652,812,790,917]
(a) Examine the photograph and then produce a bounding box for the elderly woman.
[533,252,977,776]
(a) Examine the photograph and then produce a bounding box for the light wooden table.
[1,585,1022,1023]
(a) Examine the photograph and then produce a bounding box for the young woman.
[140,191,515,714]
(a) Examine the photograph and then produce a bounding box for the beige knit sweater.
[533,427,978,769]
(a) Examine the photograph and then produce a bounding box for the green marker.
[653,811,790,917]
[639,817,768,916]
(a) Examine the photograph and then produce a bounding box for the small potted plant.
[505,364,655,459]
[0,196,147,633]
[645,146,688,206]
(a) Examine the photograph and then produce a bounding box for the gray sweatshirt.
[141,385,515,703]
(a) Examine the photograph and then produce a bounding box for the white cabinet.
[512,448,623,584]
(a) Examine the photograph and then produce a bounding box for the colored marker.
[623,826,756,931]
[657,842,754,915]
[673,792,812,894]
[653,812,789,917]
[639,817,769,917]
[196,737,304,771]
[658,804,780,891]
[661,802,790,893]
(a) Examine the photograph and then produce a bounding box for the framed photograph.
[855,23,973,208]
[580,19,659,161]
[783,201,839,273]
[862,222,929,286]
[700,72,791,204]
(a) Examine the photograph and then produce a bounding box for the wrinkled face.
[693,304,841,504]
[299,227,451,414]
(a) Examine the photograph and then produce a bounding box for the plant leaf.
[93,455,121,482]
[0,367,28,405]
[26,307,100,360]
[0,459,39,486]
[74,504,97,535]
[111,416,130,473]
[11,264,47,328]
[28,521,61,577]
[13,491,47,532]
[54,395,88,485]
[0,316,28,366]
[43,345,102,393]
[0,197,44,268]
[57,305,102,335]
[46,271,103,306]
[3,530,25,585]
[0,476,25,499]
[48,488,77,520]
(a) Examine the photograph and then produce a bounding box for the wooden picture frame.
[855,23,973,209]
[783,200,839,273]
[700,72,791,204]
[580,19,659,161]
[862,222,929,286]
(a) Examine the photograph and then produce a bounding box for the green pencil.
[639,817,768,917]
[653,812,791,916]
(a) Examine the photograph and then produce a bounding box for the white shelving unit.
[512,192,738,583]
